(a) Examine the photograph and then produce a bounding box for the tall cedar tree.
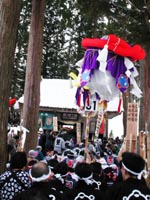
[0,0,21,173]
[22,0,45,152]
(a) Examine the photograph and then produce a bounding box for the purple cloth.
[75,87,90,108]
[80,49,99,87]
[106,53,130,92]
[80,49,132,93]
[81,49,99,72]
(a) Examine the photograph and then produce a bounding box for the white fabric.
[77,173,93,185]
[29,166,51,182]
[87,69,120,101]
[124,57,142,98]
[97,45,108,72]
[55,173,68,184]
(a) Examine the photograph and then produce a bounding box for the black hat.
[75,163,93,185]
[53,161,69,184]
[75,162,92,178]
[53,161,69,176]
[90,162,102,175]
[47,158,59,171]
[122,152,145,176]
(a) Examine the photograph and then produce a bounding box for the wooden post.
[126,103,138,153]
[85,114,90,155]
[129,134,132,152]
[147,134,150,171]
[76,123,81,145]
[79,110,97,161]
[139,131,146,160]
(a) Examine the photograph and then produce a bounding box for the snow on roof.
[18,79,123,112]
[39,79,78,109]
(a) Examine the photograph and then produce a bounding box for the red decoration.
[9,98,16,107]
[81,34,146,61]
[117,98,122,113]
[99,118,105,135]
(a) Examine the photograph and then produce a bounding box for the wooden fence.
[139,131,150,171]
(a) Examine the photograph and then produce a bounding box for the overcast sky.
[108,113,124,139]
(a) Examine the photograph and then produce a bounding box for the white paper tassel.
[75,58,84,67]
[97,44,108,72]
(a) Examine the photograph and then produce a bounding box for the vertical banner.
[95,108,104,138]
[38,112,54,130]
[53,116,58,131]
[126,103,138,152]
[76,123,81,145]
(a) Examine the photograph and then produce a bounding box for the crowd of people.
[0,129,150,199]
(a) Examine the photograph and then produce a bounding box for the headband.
[55,173,68,184]
[77,173,93,185]
[29,166,51,182]
[122,162,144,180]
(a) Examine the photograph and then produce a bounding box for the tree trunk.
[144,49,150,131]
[139,60,145,131]
[23,0,45,153]
[0,0,21,173]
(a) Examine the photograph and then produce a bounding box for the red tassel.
[9,98,16,107]
[118,98,122,113]
[77,94,81,107]
[86,92,90,106]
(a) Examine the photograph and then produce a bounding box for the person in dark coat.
[38,128,46,156]
[105,151,150,200]
[0,152,31,200]
[62,162,104,200]
[45,131,55,150]
[14,161,61,200]
[49,161,70,196]
[90,161,108,192]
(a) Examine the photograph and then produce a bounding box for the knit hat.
[28,150,38,158]
[122,152,145,179]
